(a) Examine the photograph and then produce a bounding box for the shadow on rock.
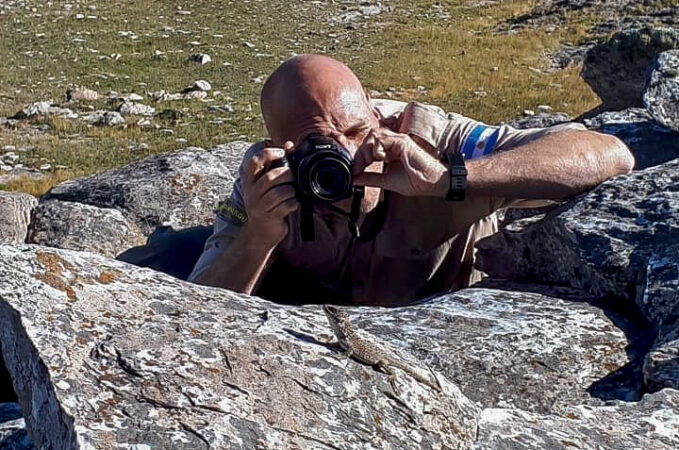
[116,225,213,281]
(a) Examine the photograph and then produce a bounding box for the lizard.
[322,304,442,394]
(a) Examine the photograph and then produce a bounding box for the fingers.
[244,147,286,184]
[353,171,386,189]
[260,184,298,213]
[354,130,386,176]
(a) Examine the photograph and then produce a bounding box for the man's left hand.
[352,129,448,197]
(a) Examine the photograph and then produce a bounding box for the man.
[188,54,634,306]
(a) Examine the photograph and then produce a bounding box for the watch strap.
[446,152,467,202]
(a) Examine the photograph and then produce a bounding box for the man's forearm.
[194,225,277,294]
[463,131,635,200]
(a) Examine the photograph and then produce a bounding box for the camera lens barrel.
[289,135,354,203]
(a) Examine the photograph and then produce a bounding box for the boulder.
[27,200,145,258]
[0,192,37,244]
[583,108,679,169]
[94,111,124,127]
[65,86,99,102]
[476,159,679,391]
[0,403,32,450]
[0,244,674,448]
[473,389,679,450]
[11,101,76,120]
[42,142,250,235]
[644,49,679,132]
[476,159,679,328]
[118,102,155,117]
[0,244,479,449]
[505,113,572,129]
[581,26,679,113]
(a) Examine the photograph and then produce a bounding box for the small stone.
[66,86,99,102]
[537,105,553,114]
[183,90,207,100]
[136,118,151,127]
[75,13,84,19]
[523,109,535,116]
[161,128,174,135]
[176,138,188,144]
[1,152,19,164]
[39,164,52,171]
[252,76,264,84]
[187,41,201,46]
[119,102,155,117]
[2,145,16,152]
[208,105,235,113]
[96,111,125,127]
[490,66,499,72]
[191,80,211,92]
[243,41,255,49]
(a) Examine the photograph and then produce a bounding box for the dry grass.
[0,0,612,195]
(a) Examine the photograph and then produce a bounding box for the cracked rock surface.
[1,245,677,449]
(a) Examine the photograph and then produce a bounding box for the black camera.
[269,134,354,204]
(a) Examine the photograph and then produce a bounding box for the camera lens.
[309,158,352,202]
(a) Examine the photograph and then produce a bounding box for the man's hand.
[242,142,299,245]
[352,129,448,197]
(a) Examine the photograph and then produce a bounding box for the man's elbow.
[600,133,635,175]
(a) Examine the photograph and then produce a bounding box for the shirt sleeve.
[187,141,265,282]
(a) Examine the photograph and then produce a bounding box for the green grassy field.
[0,0,614,195]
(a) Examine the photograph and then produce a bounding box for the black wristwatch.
[446,152,467,202]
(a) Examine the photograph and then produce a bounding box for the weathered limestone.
[43,142,250,235]
[0,192,37,244]
[27,200,145,258]
[644,50,679,132]
[582,26,679,112]
[0,245,480,449]
[473,389,679,450]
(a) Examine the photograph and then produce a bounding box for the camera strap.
[348,186,364,239]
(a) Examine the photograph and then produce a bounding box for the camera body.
[270,134,354,204]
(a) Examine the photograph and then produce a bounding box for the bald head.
[260,54,377,146]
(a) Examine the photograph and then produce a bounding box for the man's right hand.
[242,141,299,246]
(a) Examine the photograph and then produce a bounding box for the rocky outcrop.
[476,159,679,390]
[581,26,679,113]
[0,193,37,245]
[473,388,679,450]
[42,142,249,235]
[644,49,679,132]
[27,200,145,258]
[0,243,673,449]
[0,245,479,449]
[0,403,31,450]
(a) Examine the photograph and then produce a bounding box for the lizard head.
[323,304,350,325]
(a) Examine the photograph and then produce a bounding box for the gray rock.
[0,192,37,245]
[581,26,679,113]
[473,389,679,450]
[11,101,76,120]
[0,244,479,449]
[27,200,145,258]
[93,111,125,127]
[190,80,211,92]
[644,50,679,132]
[118,102,155,117]
[584,107,679,169]
[370,284,637,413]
[107,92,144,102]
[42,142,250,234]
[476,159,679,333]
[188,53,211,65]
[506,112,572,129]
[65,86,99,102]
[0,403,32,450]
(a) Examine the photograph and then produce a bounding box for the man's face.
[285,90,384,215]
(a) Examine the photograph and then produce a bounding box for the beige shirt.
[189,100,585,305]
